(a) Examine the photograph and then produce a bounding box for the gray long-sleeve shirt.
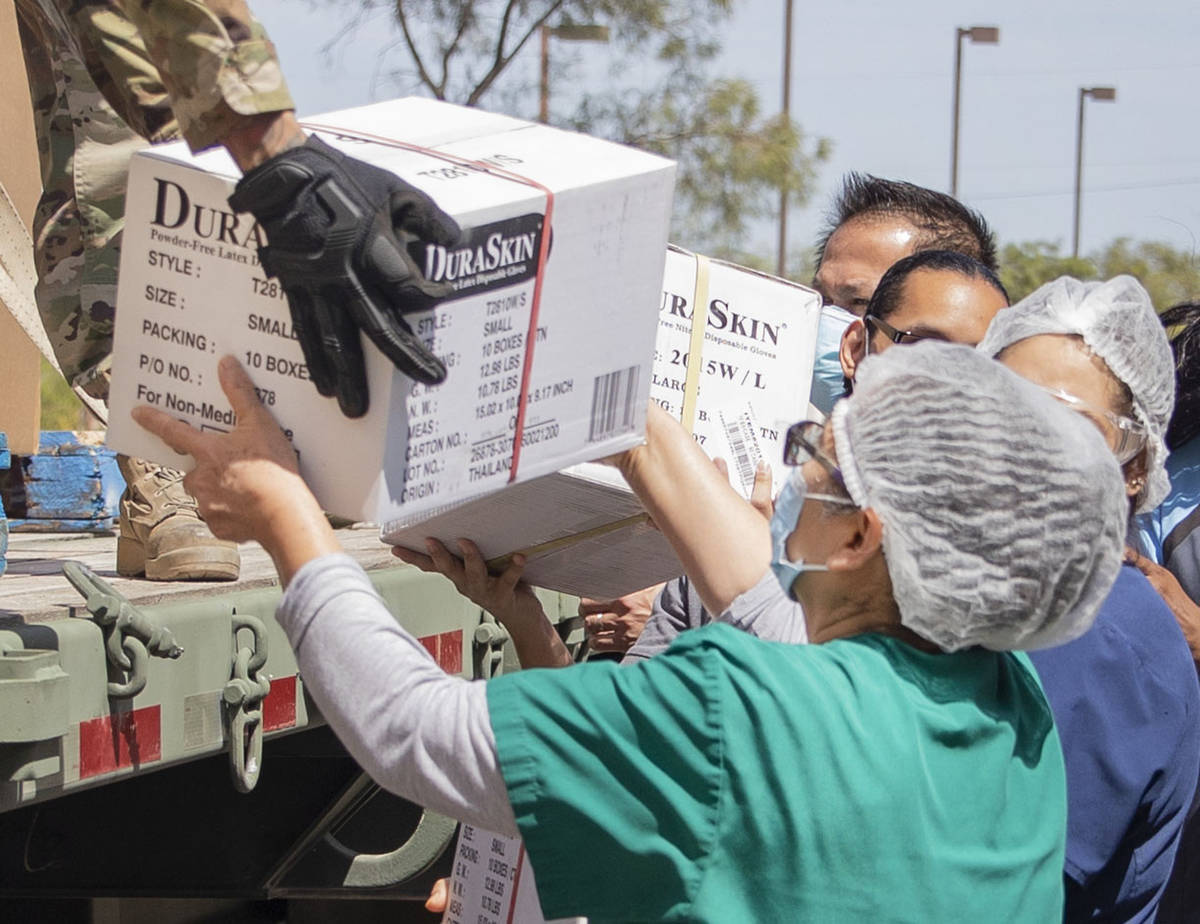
[622,571,806,663]
[276,552,519,836]
[275,552,803,835]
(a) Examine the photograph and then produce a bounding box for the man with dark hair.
[865,250,1008,324]
[813,172,997,314]
[837,249,1008,387]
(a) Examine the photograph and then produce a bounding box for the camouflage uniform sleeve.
[68,2,178,142]
[114,0,294,152]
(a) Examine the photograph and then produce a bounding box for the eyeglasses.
[1041,387,1148,464]
[864,314,941,346]
[783,420,849,492]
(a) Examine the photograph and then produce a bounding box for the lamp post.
[1073,86,1117,258]
[950,25,1000,198]
[776,0,794,277]
[539,24,610,123]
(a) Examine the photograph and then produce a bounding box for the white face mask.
[768,469,857,600]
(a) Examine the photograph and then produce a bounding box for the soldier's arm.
[113,0,296,155]
[66,2,177,142]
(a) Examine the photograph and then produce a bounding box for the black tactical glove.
[228,135,461,418]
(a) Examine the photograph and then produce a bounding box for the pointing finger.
[217,355,266,420]
[132,405,207,458]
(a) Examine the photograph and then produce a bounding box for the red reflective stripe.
[79,705,162,779]
[418,629,464,675]
[263,674,297,732]
[299,122,553,482]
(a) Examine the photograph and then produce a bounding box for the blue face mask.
[809,304,856,417]
[769,469,857,600]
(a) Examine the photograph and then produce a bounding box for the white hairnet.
[976,275,1175,512]
[830,341,1126,651]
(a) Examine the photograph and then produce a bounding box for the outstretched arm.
[113,0,295,153]
[615,403,773,617]
[133,356,518,834]
[393,540,573,669]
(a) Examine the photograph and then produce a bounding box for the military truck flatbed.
[0,525,394,621]
[0,525,581,902]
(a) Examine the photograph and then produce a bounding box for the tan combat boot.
[115,455,240,581]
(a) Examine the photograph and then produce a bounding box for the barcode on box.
[588,365,640,442]
[721,407,763,494]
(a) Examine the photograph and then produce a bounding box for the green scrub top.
[487,623,1066,923]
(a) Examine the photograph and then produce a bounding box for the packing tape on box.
[679,253,711,435]
[484,253,713,574]
[301,121,554,484]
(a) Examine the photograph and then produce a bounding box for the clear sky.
[256,0,1200,265]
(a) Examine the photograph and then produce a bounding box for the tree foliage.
[571,78,830,255]
[330,0,830,256]
[999,238,1200,310]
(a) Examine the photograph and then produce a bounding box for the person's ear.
[825,507,883,572]
[1123,448,1149,501]
[840,319,868,381]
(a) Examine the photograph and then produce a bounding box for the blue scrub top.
[1137,436,1200,602]
[1030,563,1200,923]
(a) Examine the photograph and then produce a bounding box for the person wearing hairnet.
[978,275,1200,923]
[134,343,1125,920]
[1130,300,1200,662]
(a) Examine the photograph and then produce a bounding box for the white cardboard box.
[106,98,675,519]
[442,825,582,924]
[383,247,822,598]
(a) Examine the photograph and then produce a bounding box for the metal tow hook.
[62,562,184,699]
[224,612,271,794]
[473,616,510,680]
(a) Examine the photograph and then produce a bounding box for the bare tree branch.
[438,1,474,93]
[466,0,566,106]
[394,0,443,97]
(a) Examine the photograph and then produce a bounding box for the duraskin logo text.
[662,291,781,346]
[150,178,264,249]
[413,213,545,297]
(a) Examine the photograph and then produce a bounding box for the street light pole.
[950,25,1000,198]
[538,24,611,124]
[1073,85,1117,258]
[776,0,794,277]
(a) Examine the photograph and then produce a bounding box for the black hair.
[1161,301,1200,450]
[865,249,1009,323]
[816,173,998,271]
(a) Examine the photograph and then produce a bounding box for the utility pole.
[1073,86,1117,258]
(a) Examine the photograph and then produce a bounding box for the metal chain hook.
[224,612,271,793]
[62,561,184,699]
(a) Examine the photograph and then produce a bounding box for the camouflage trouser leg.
[33,196,118,401]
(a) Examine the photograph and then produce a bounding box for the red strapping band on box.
[300,122,554,483]
[506,842,528,924]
